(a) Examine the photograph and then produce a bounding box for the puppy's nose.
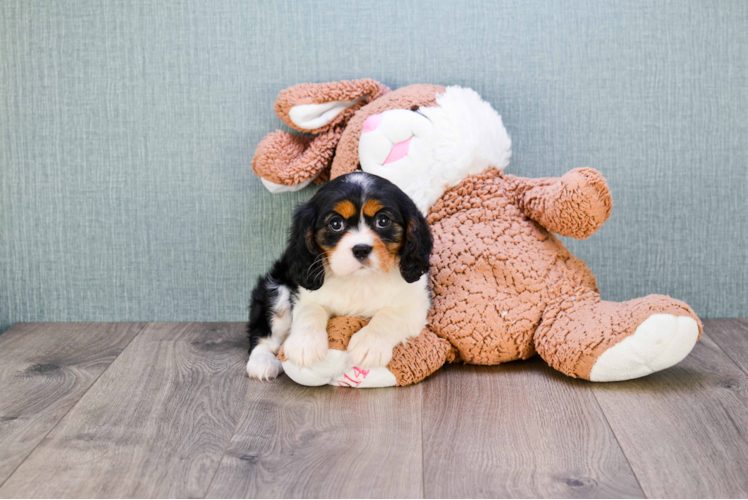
[352,244,372,260]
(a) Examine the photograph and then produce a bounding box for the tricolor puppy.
[247,172,433,380]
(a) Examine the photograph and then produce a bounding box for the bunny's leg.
[534,287,701,381]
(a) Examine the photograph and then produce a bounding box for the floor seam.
[202,397,250,498]
[420,383,426,499]
[202,328,254,499]
[0,321,149,491]
[706,320,748,379]
[589,386,648,499]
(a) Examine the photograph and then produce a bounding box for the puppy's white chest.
[302,269,417,318]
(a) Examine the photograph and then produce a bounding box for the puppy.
[247,172,432,380]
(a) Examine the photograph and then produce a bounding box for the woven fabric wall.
[2,0,746,331]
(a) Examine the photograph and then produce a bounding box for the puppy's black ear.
[399,202,432,283]
[286,202,324,290]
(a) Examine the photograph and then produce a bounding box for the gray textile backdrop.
[1,0,747,333]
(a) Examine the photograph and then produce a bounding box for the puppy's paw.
[347,327,394,368]
[283,329,329,367]
[246,350,284,381]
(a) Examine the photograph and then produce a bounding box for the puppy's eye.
[329,216,345,232]
[376,213,391,229]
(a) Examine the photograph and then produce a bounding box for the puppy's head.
[286,172,432,290]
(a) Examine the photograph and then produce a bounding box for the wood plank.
[421,360,643,498]
[207,375,423,498]
[705,318,748,377]
[592,329,748,498]
[0,322,145,487]
[0,322,251,498]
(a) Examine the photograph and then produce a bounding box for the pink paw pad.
[384,137,411,165]
[337,367,370,387]
[362,113,383,133]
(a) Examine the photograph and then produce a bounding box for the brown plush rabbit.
[254,79,701,386]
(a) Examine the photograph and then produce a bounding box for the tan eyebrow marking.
[334,200,356,219]
[363,199,384,217]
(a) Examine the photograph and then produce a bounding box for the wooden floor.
[0,320,747,498]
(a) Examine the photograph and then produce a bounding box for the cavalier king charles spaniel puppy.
[247,172,432,380]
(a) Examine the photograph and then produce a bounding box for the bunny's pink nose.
[362,113,383,133]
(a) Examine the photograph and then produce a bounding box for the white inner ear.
[260,172,319,194]
[288,96,366,129]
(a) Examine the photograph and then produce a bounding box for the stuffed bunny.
[253,79,702,385]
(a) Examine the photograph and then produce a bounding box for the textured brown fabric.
[254,79,390,185]
[330,84,445,179]
[326,316,369,350]
[323,316,453,386]
[278,316,451,386]
[535,290,702,379]
[266,82,702,384]
[387,329,454,386]
[426,168,701,373]
[277,316,368,361]
[504,168,613,239]
[274,79,389,134]
[252,126,344,186]
[427,168,568,365]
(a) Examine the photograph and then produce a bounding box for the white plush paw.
[333,366,398,388]
[246,350,284,381]
[589,314,699,382]
[347,327,394,368]
[359,109,433,170]
[283,329,329,367]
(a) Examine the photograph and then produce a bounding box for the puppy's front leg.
[283,302,330,367]
[348,307,426,368]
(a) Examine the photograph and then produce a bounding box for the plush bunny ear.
[252,126,344,191]
[274,79,389,134]
[253,79,389,193]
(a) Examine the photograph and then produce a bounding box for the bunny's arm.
[503,168,613,239]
